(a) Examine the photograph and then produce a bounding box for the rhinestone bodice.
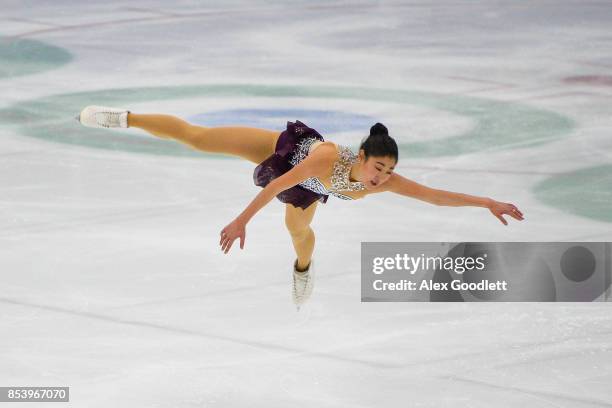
[288,138,366,200]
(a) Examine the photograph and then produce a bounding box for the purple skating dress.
[253,120,366,210]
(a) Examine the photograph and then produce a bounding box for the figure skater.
[77,106,524,308]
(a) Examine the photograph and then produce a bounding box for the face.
[359,151,396,190]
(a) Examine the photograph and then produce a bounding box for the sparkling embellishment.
[289,137,319,168]
[288,137,365,200]
[329,145,366,194]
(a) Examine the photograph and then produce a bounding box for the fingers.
[487,200,525,225]
[509,204,524,218]
[508,204,524,221]
[220,229,231,254]
[219,225,244,254]
[220,229,227,249]
[221,235,233,254]
[509,211,523,221]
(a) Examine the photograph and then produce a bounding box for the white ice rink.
[1,1,612,406]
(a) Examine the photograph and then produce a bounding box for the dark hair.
[359,122,398,163]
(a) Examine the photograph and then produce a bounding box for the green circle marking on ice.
[533,165,612,223]
[0,37,73,78]
[0,84,574,158]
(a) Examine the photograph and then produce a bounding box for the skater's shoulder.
[308,140,337,156]
[307,141,338,164]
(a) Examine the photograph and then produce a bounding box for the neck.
[349,161,362,183]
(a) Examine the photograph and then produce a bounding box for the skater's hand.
[488,200,524,225]
[220,218,246,254]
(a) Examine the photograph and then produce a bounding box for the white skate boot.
[292,258,315,310]
[77,105,129,129]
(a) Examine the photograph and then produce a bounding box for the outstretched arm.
[384,173,524,225]
[219,147,332,254]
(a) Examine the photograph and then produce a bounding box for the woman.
[77,106,524,308]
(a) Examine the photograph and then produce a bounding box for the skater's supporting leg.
[285,201,318,271]
[128,113,280,164]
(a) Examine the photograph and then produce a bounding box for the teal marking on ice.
[0,37,72,78]
[533,165,612,223]
[0,84,574,159]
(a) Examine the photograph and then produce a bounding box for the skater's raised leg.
[128,113,280,164]
[78,106,280,165]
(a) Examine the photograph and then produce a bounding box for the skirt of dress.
[253,120,329,210]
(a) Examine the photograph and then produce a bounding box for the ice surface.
[1,1,611,406]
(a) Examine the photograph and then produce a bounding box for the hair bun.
[370,122,388,137]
